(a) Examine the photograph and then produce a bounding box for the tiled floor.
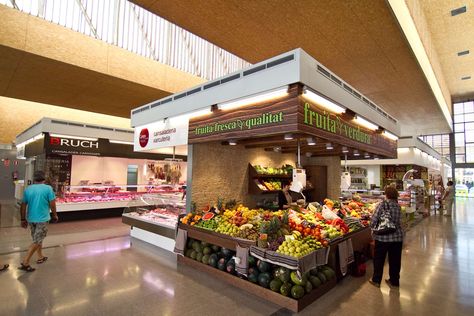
[1,199,474,315]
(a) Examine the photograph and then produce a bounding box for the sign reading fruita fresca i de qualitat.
[191,102,373,145]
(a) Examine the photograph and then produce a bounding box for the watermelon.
[221,248,233,258]
[190,250,197,260]
[217,258,227,271]
[196,253,203,262]
[185,249,193,257]
[208,254,218,267]
[274,267,290,283]
[192,241,202,253]
[309,276,322,288]
[258,272,271,288]
[201,241,210,247]
[187,238,195,249]
[211,245,220,252]
[269,279,283,292]
[291,285,305,299]
[248,271,259,283]
[317,272,327,283]
[203,247,212,255]
[305,281,313,294]
[202,255,210,265]
[310,268,319,276]
[248,267,258,275]
[280,282,292,296]
[322,267,335,280]
[290,271,307,286]
[248,256,257,267]
[257,260,271,273]
[202,212,215,221]
[226,259,235,274]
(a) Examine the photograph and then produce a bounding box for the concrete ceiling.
[420,0,474,102]
[132,0,454,136]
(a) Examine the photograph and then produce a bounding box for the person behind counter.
[278,182,293,209]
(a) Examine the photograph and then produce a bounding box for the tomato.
[304,228,311,236]
[322,240,329,247]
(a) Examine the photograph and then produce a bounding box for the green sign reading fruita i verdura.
[194,112,284,135]
[304,102,372,145]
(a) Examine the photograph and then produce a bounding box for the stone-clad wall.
[191,142,295,209]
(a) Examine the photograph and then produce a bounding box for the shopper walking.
[19,171,58,272]
[442,181,455,217]
[369,186,403,289]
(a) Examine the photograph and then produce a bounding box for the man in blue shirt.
[19,171,58,272]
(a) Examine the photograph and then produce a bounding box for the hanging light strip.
[302,89,346,114]
[218,86,289,111]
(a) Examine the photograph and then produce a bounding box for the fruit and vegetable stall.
[176,198,375,312]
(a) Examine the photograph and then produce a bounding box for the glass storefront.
[454,168,474,197]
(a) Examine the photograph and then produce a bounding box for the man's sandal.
[36,257,48,264]
[18,263,35,272]
[0,264,9,272]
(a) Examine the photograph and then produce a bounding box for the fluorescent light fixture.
[228,140,237,146]
[364,153,370,158]
[326,143,334,150]
[284,134,293,140]
[341,146,349,153]
[354,115,378,131]
[353,150,360,156]
[110,140,134,145]
[49,133,98,141]
[306,137,316,146]
[218,86,288,111]
[16,133,44,148]
[302,89,345,114]
[383,130,398,141]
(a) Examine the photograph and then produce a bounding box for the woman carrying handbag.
[369,186,404,288]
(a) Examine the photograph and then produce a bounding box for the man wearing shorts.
[19,171,58,272]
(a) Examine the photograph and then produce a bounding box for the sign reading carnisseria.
[194,112,284,135]
[303,102,372,145]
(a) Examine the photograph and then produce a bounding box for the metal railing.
[1,0,251,80]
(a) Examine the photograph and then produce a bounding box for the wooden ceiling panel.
[133,0,452,134]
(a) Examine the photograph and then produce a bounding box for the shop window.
[455,133,465,147]
[457,155,466,163]
[466,144,474,162]
[454,114,464,123]
[464,101,474,113]
[465,113,474,122]
[455,123,465,132]
[454,102,464,114]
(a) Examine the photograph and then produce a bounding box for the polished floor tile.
[1,198,474,315]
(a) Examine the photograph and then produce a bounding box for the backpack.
[372,201,396,235]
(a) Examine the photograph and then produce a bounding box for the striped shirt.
[370,199,404,242]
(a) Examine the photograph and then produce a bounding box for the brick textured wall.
[302,156,341,200]
[191,142,295,209]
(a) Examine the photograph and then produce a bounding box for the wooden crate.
[178,255,337,312]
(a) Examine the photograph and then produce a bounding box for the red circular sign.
[139,128,149,148]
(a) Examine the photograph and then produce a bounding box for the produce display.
[184,238,336,300]
[254,179,283,191]
[180,198,377,259]
[125,207,183,227]
[253,164,293,176]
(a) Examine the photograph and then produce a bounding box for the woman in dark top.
[278,182,293,209]
[369,186,404,288]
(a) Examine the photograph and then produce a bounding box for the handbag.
[372,201,396,235]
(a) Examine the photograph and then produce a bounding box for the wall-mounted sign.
[134,118,189,151]
[46,135,101,156]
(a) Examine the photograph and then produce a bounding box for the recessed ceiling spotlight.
[326,143,334,150]
[461,76,471,80]
[374,155,379,160]
[305,152,312,158]
[341,146,349,153]
[451,6,466,17]
[353,150,360,156]
[284,134,293,140]
[306,137,316,146]
[228,139,237,146]
[364,153,370,158]
[273,146,282,152]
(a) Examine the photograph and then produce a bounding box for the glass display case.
[56,184,184,212]
[122,193,186,250]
